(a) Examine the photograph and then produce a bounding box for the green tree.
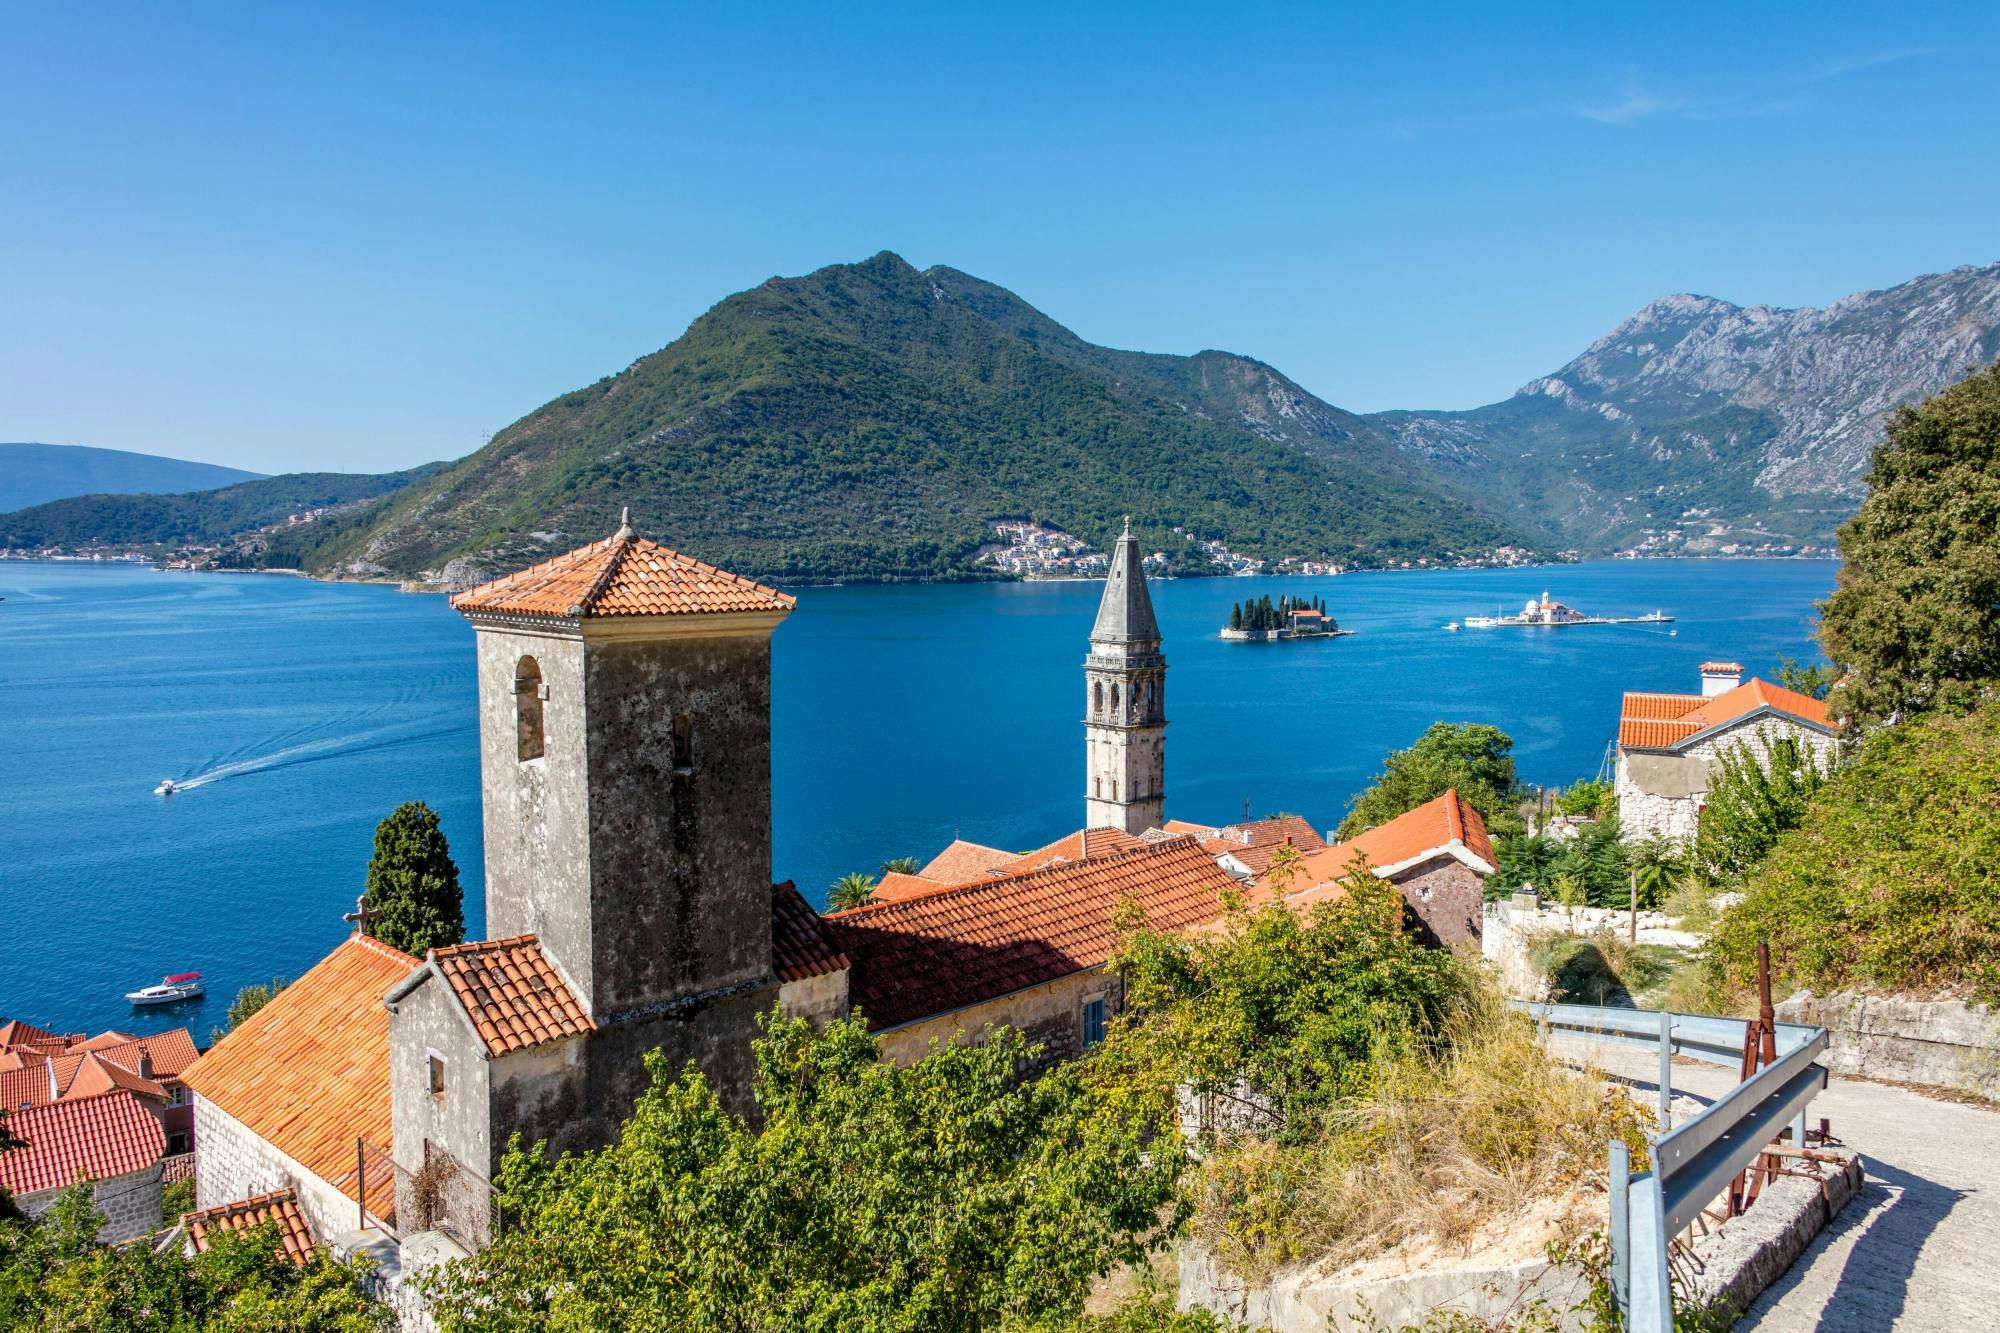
[878,856,922,877]
[827,871,878,912]
[1774,657,1837,702]
[1337,722,1523,838]
[425,1011,1183,1332]
[1712,695,2000,1003]
[211,976,289,1045]
[363,801,465,958]
[1552,779,1614,820]
[1689,732,1829,887]
[0,1183,387,1330]
[1628,835,1687,911]
[1819,362,2000,727]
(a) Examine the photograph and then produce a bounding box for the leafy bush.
[1490,819,1637,909]
[1712,696,2000,1003]
[427,1010,1183,1332]
[1688,732,1829,888]
[1552,780,1614,820]
[1338,722,1524,839]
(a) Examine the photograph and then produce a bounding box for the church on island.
[177,513,1490,1306]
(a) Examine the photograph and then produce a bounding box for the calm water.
[1,558,1834,1035]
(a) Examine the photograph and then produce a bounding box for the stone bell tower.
[1084,517,1166,832]
[451,510,795,1021]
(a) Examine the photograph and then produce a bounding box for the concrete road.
[1555,1037,2000,1330]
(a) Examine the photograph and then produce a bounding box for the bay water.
[1,558,1834,1036]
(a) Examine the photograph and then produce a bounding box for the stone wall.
[1389,858,1484,948]
[16,1164,164,1242]
[386,969,499,1243]
[1617,718,1837,843]
[780,967,850,1029]
[1775,991,2000,1099]
[192,1097,359,1247]
[875,969,1123,1072]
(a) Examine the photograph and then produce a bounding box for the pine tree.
[364,801,466,957]
[1229,602,1242,631]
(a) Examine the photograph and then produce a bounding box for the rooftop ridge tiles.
[830,834,1197,919]
[568,532,633,615]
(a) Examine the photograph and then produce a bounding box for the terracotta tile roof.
[1003,826,1148,873]
[1699,661,1744,673]
[1160,819,1220,837]
[771,881,850,982]
[1199,815,1327,875]
[431,935,596,1057]
[1289,790,1497,890]
[62,1052,167,1103]
[451,526,794,621]
[873,871,945,904]
[0,1019,63,1049]
[181,933,417,1203]
[0,1091,164,1196]
[830,837,1235,1030]
[916,839,1017,883]
[0,1064,54,1111]
[1618,678,1833,750]
[186,1188,316,1266]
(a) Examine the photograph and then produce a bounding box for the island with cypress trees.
[1220,593,1350,641]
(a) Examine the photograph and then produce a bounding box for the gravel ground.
[1555,1036,2000,1331]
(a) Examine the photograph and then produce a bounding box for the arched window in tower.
[515,657,546,762]
[1093,680,1104,716]
[1111,684,1121,714]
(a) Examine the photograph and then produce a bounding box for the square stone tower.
[1084,518,1166,832]
[450,512,795,1021]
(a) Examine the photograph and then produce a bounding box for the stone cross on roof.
[343,894,380,937]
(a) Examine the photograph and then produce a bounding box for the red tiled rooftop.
[181,933,418,1204]
[0,1064,54,1112]
[1199,815,1327,875]
[873,871,946,904]
[772,881,851,982]
[185,1188,316,1266]
[62,1052,167,1103]
[830,837,1235,1030]
[916,839,1017,883]
[1618,678,1832,750]
[1287,790,1496,891]
[0,1019,64,1050]
[0,1091,165,1196]
[452,525,794,621]
[431,935,597,1057]
[1003,826,1148,873]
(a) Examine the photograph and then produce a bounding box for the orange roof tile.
[1003,826,1149,873]
[0,1019,64,1050]
[186,1188,316,1266]
[0,1064,54,1111]
[451,524,794,621]
[430,935,596,1057]
[1288,790,1496,892]
[1618,678,1832,750]
[1198,815,1327,875]
[0,1091,164,1196]
[830,837,1234,1030]
[873,871,945,904]
[181,934,417,1202]
[916,839,1017,883]
[772,881,851,982]
[61,1052,167,1103]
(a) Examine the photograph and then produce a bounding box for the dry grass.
[1189,987,1652,1279]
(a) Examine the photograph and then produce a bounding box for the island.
[1221,593,1351,641]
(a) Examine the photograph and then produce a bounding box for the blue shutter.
[1082,998,1106,1047]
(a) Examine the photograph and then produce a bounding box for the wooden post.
[1629,867,1638,943]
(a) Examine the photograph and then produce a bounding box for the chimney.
[1699,661,1744,698]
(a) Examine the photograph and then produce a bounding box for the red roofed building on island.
[1615,662,1837,841]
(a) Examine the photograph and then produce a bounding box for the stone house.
[1264,789,1495,948]
[0,1020,201,1156]
[1616,662,1836,842]
[0,1090,166,1241]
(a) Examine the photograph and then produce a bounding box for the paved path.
[1555,1038,2000,1330]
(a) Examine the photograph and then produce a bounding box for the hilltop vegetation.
[318,254,1522,584]
[0,443,261,514]
[0,465,445,551]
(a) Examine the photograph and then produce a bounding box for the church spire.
[1090,517,1160,646]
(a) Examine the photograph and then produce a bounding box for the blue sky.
[5,2,1996,474]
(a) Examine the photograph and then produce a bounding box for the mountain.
[0,465,449,556]
[314,253,1524,584]
[1369,264,2000,554]
[0,443,262,514]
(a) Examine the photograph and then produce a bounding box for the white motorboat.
[125,972,204,1006]
[154,778,177,796]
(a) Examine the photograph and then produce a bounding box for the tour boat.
[154,778,178,796]
[125,972,204,1006]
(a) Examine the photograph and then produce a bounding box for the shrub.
[1338,723,1524,839]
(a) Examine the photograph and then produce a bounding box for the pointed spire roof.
[1090,516,1159,644]
[452,514,795,621]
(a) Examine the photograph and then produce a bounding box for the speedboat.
[1444,621,1460,632]
[154,778,177,796]
[126,972,204,1006]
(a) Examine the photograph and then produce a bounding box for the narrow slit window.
[515,657,546,762]
[671,714,693,775]
[428,1054,447,1098]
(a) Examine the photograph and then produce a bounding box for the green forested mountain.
[311,253,1524,583]
[0,465,446,550]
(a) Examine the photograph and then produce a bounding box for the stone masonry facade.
[16,1164,163,1243]
[193,1097,360,1248]
[1618,718,1838,842]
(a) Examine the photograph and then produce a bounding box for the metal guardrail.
[1514,1001,1830,1331]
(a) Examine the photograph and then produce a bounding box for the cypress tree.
[1229,602,1242,630]
[364,800,466,957]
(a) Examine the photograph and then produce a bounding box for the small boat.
[126,972,204,1006]
[154,778,178,796]
[1444,621,1460,632]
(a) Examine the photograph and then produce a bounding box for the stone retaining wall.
[1775,991,2000,1099]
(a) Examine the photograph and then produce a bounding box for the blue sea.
[1,558,1835,1036]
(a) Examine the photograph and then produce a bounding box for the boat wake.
[161,720,459,793]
